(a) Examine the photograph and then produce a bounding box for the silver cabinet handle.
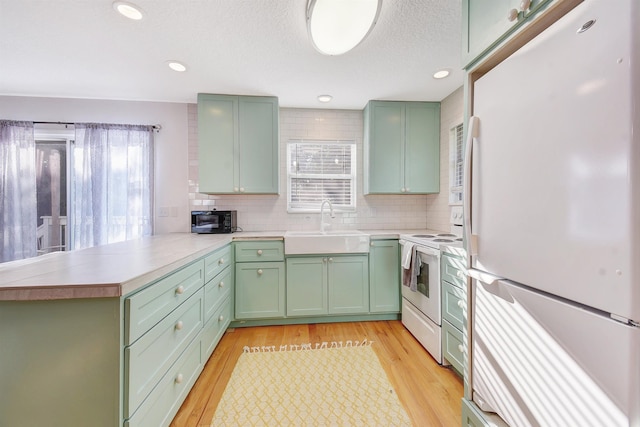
[257,269,263,275]
[175,285,185,295]
[257,249,263,255]
[175,320,184,330]
[219,281,224,288]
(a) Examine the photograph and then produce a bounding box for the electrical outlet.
[158,207,170,217]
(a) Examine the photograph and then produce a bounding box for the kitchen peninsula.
[0,230,406,427]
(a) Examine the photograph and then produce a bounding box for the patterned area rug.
[211,340,412,426]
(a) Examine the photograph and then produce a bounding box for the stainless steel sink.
[284,230,370,254]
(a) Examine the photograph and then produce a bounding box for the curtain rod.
[33,121,162,131]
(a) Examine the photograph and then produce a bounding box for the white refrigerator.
[464,0,640,426]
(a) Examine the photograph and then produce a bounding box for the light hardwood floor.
[170,320,463,427]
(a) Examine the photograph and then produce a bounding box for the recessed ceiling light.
[113,1,143,20]
[433,69,451,79]
[307,0,382,56]
[166,61,187,72]
[317,95,333,103]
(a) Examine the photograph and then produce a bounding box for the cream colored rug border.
[211,340,411,426]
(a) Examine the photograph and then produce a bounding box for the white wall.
[426,87,464,231]
[0,96,190,234]
[0,91,463,235]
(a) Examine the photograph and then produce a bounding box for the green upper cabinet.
[197,94,279,194]
[364,101,440,195]
[462,0,554,68]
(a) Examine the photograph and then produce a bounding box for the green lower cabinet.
[235,261,285,319]
[286,255,369,316]
[369,240,400,313]
[286,257,328,316]
[327,255,369,314]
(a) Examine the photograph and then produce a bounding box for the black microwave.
[191,210,237,234]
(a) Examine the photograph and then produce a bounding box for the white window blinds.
[449,123,464,205]
[287,140,356,212]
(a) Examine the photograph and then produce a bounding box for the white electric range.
[399,207,463,363]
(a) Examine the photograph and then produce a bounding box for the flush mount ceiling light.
[317,94,333,103]
[433,69,451,79]
[306,0,382,56]
[166,60,187,72]
[113,1,143,20]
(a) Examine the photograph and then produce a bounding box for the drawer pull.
[175,320,184,331]
[218,315,224,322]
[457,300,464,309]
[175,285,185,295]
[218,258,225,265]
[328,257,333,262]
[457,344,464,353]
[219,281,225,288]
[457,271,464,278]
[257,269,263,275]
[257,249,263,255]
[175,373,184,384]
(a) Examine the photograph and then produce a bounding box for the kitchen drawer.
[124,339,203,427]
[235,240,284,262]
[125,260,204,345]
[442,319,464,375]
[462,398,489,427]
[442,281,466,331]
[441,253,467,289]
[202,297,232,360]
[124,289,204,418]
[204,266,232,323]
[204,245,232,284]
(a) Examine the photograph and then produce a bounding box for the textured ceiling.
[0,0,463,109]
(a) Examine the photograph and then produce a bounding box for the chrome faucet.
[320,199,335,233]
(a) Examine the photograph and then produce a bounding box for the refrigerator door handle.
[464,116,479,266]
[467,268,503,286]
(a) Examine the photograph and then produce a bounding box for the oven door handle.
[416,246,440,259]
[400,239,441,259]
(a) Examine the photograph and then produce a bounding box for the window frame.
[286,139,357,213]
[449,122,464,205]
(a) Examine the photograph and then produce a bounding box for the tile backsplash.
[188,106,431,232]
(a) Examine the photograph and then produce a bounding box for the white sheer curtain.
[72,123,153,250]
[0,121,37,262]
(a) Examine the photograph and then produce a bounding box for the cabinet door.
[404,102,440,193]
[364,101,404,194]
[462,0,555,67]
[197,94,237,193]
[238,97,279,194]
[286,257,328,316]
[328,255,369,314]
[369,240,400,313]
[235,262,285,319]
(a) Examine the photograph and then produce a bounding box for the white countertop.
[0,229,436,301]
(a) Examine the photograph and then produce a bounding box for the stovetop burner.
[437,233,457,237]
[412,234,435,238]
[432,238,454,242]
